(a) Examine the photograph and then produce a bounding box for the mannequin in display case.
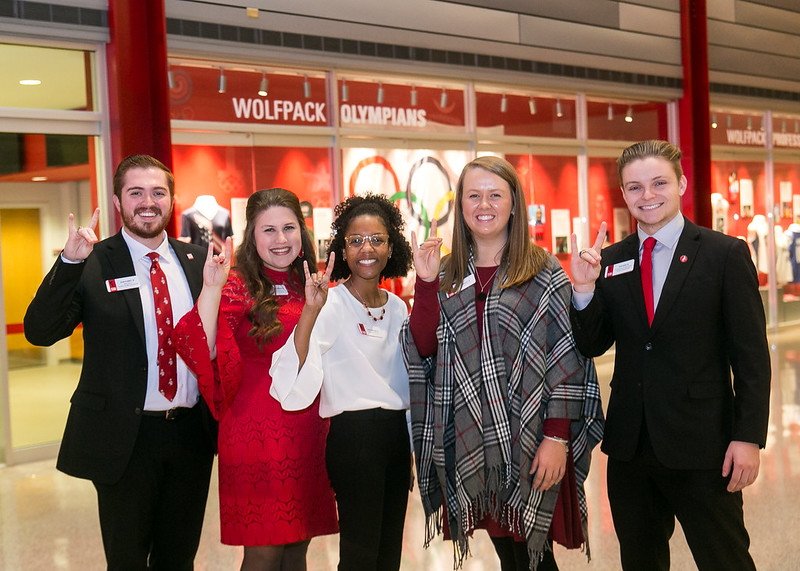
[179,195,233,253]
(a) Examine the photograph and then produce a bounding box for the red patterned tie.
[146,252,177,401]
[641,237,657,326]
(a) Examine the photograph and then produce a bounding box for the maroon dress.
[174,268,338,546]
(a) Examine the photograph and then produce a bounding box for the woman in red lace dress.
[173,188,337,570]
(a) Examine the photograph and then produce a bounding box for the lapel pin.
[680,255,687,263]
[187,253,194,260]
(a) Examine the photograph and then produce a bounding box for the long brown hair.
[234,188,316,345]
[441,156,549,293]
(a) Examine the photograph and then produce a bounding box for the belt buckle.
[164,408,178,420]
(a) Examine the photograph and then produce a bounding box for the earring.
[298,248,304,259]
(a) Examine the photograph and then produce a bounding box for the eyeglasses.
[344,233,389,249]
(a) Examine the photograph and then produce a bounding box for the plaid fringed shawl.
[401,254,604,569]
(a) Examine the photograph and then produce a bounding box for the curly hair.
[234,188,316,345]
[326,193,413,281]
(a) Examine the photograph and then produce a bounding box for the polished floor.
[3,326,800,570]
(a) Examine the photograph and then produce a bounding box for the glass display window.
[586,100,668,141]
[172,144,334,256]
[337,78,466,134]
[169,63,329,126]
[0,43,93,111]
[588,157,632,244]
[476,93,576,139]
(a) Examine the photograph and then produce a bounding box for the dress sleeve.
[408,275,440,358]
[173,276,247,420]
[269,293,339,411]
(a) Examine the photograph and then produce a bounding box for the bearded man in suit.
[569,140,770,570]
[25,154,215,570]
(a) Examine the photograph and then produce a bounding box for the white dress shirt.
[121,229,199,410]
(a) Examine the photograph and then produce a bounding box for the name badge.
[106,276,139,292]
[447,273,476,298]
[357,322,387,339]
[604,259,635,278]
[274,284,288,295]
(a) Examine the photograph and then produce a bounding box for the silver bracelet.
[543,435,569,446]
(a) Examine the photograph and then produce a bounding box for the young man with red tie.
[24,155,215,570]
[569,140,770,570]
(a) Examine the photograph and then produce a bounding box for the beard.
[119,203,172,241]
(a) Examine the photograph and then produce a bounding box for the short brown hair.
[617,140,683,185]
[113,155,174,199]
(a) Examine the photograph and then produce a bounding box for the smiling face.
[460,166,514,245]
[253,206,303,272]
[342,214,392,282]
[621,156,687,235]
[112,166,173,249]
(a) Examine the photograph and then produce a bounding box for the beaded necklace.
[348,283,386,322]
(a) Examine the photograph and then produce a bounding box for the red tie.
[147,252,177,401]
[641,237,657,325]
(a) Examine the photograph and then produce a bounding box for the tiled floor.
[3,326,800,569]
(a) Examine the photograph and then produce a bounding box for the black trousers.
[607,434,755,571]
[325,408,411,571]
[93,405,214,571]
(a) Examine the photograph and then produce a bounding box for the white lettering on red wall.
[724,129,800,149]
[340,104,427,128]
[231,98,327,123]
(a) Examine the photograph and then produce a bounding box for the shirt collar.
[121,227,170,262]
[637,211,684,250]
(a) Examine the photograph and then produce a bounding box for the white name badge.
[447,273,476,298]
[274,284,288,295]
[106,276,139,293]
[604,259,635,278]
[357,322,387,339]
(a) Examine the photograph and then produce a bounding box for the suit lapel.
[651,220,700,331]
[105,232,147,346]
[169,238,203,300]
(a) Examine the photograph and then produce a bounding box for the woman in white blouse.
[270,194,413,571]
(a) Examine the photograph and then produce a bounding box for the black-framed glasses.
[344,233,389,249]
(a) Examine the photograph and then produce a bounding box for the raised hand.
[203,237,232,289]
[411,218,443,283]
[570,221,606,293]
[63,208,100,262]
[304,251,335,310]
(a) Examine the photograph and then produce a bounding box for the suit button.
[134,408,143,415]
[645,342,653,351]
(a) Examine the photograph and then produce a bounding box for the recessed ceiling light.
[32,176,48,182]
[20,79,42,86]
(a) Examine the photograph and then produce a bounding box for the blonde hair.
[617,140,683,184]
[441,156,549,294]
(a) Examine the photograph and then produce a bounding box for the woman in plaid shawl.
[401,156,603,570]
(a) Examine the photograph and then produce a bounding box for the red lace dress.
[173,269,338,546]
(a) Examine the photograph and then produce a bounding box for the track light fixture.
[341,79,349,102]
[258,72,268,97]
[711,113,718,129]
[747,116,752,130]
[217,67,226,94]
[625,105,633,123]
[528,97,536,115]
[556,98,563,118]
[377,81,384,104]
[500,93,508,113]
[167,67,175,90]
[727,115,733,129]
[607,103,613,121]
[410,85,418,107]
[440,88,448,108]
[303,75,311,99]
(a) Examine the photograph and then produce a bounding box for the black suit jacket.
[570,219,770,470]
[24,233,211,484]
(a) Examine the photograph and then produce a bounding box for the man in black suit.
[569,140,770,570]
[24,155,215,570]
